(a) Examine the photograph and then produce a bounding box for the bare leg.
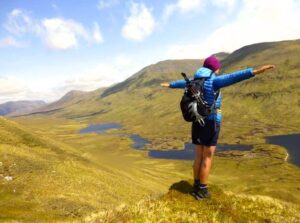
[199,145,216,184]
[193,145,204,180]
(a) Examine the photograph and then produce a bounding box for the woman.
[161,55,275,199]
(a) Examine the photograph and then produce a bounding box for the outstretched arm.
[213,65,275,90]
[160,79,187,89]
[252,65,275,75]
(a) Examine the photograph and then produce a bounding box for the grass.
[1,39,300,222]
[1,116,297,222]
[0,117,190,222]
[84,181,300,223]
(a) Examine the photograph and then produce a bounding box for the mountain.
[15,39,300,145]
[7,40,300,222]
[102,52,230,98]
[17,53,229,114]
[101,59,204,97]
[0,100,46,116]
[15,88,106,117]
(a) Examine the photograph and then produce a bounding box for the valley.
[1,39,300,222]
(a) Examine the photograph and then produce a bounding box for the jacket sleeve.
[169,79,187,89]
[213,68,254,90]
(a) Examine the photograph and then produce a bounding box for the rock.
[4,176,13,181]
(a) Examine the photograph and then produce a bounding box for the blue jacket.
[169,67,254,123]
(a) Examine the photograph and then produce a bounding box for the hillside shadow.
[169,180,194,194]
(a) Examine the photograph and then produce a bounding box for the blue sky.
[0,0,299,103]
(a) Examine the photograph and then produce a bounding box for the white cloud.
[92,22,104,43]
[0,77,44,103]
[0,53,140,103]
[41,18,89,50]
[114,54,132,67]
[4,9,104,50]
[122,2,156,41]
[163,0,205,22]
[97,0,119,10]
[58,55,135,92]
[211,0,236,11]
[4,9,32,34]
[0,36,24,48]
[167,0,300,59]
[177,0,204,12]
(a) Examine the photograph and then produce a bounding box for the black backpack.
[180,72,219,126]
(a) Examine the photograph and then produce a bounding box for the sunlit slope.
[7,116,300,222]
[19,39,300,145]
[218,39,300,144]
[85,183,300,223]
[0,117,189,222]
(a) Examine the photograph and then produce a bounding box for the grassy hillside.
[0,117,192,222]
[17,40,300,148]
[2,115,300,222]
[85,182,300,223]
[7,39,300,222]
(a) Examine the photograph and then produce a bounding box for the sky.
[0,0,299,103]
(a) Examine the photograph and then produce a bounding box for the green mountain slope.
[6,40,300,222]
[101,59,204,97]
[2,114,300,222]
[18,40,299,145]
[0,117,192,222]
[16,88,106,118]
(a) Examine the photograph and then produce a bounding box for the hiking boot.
[191,186,211,200]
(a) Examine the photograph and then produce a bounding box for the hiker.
[160,55,275,199]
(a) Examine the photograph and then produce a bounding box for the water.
[79,123,150,149]
[266,134,300,167]
[79,123,122,134]
[149,143,252,160]
[129,134,151,149]
[79,123,300,166]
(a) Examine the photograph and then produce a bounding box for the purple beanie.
[203,55,221,72]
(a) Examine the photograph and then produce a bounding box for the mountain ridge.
[0,100,46,116]
[13,39,300,144]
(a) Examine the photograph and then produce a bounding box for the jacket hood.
[194,67,214,79]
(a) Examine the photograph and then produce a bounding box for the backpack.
[180,72,219,126]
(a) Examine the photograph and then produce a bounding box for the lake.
[266,134,300,167]
[79,123,300,166]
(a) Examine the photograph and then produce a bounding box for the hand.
[160,82,170,87]
[253,65,275,75]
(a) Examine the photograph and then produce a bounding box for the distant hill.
[14,88,106,117]
[101,59,204,97]
[0,100,46,116]
[102,52,229,98]
[16,39,300,146]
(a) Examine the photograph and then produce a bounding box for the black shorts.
[192,120,221,146]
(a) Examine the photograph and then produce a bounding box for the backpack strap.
[207,71,220,113]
